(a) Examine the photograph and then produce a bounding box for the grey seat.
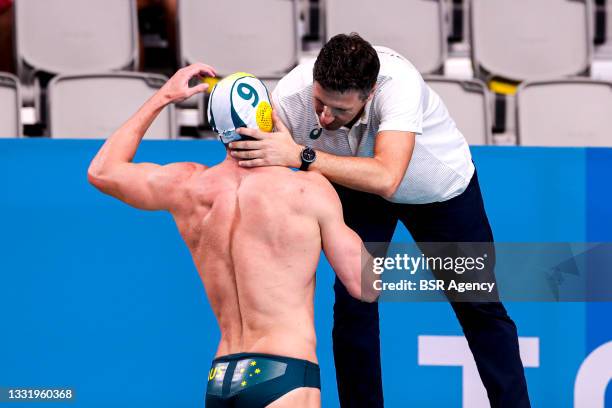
[470,0,593,82]
[0,73,22,138]
[325,0,447,74]
[178,0,299,77]
[425,76,491,145]
[15,0,138,81]
[261,78,279,94]
[516,79,612,147]
[48,73,175,139]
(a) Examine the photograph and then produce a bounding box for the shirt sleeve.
[375,68,426,135]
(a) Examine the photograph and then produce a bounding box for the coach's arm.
[229,113,414,199]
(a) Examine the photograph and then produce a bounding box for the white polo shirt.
[271,46,475,204]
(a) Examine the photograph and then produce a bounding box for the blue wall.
[0,140,610,407]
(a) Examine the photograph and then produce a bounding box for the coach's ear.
[366,84,377,102]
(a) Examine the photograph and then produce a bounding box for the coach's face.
[313,81,369,131]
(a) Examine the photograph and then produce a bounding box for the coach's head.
[313,33,380,131]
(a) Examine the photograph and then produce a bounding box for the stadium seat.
[425,76,491,145]
[470,0,593,83]
[178,0,299,78]
[14,0,138,81]
[47,73,175,139]
[325,0,447,74]
[516,79,612,147]
[0,72,22,138]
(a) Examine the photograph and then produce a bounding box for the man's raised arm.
[87,63,215,211]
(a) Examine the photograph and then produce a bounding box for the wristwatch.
[299,147,316,171]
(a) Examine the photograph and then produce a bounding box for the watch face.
[302,148,316,162]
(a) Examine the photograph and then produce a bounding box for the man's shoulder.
[294,171,339,203]
[374,46,422,86]
[238,169,336,212]
[156,162,208,186]
[294,169,327,184]
[176,162,209,172]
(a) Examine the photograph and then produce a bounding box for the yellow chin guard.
[256,101,273,132]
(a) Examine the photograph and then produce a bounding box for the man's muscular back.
[163,159,365,363]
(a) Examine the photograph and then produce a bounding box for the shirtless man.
[87,63,377,408]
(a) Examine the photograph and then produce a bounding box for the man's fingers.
[231,149,263,160]
[272,110,289,133]
[178,64,216,87]
[238,159,266,168]
[236,127,256,137]
[228,140,263,150]
[187,62,217,78]
[236,127,267,140]
[187,83,209,97]
[229,141,248,150]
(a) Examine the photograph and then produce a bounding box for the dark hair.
[313,33,380,100]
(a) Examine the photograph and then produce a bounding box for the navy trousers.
[331,170,530,407]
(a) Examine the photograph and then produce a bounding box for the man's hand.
[229,111,303,168]
[159,62,216,104]
[88,62,216,211]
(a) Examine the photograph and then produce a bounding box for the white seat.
[325,0,447,74]
[15,0,138,81]
[0,72,22,138]
[516,79,612,147]
[178,0,299,78]
[48,73,175,139]
[470,0,593,82]
[425,76,491,145]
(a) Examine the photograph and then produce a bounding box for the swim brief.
[205,352,320,407]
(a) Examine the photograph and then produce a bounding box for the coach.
[231,33,530,408]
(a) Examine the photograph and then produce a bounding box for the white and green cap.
[207,72,273,145]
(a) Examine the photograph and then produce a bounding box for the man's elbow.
[345,283,365,302]
[361,286,380,303]
[87,164,113,193]
[379,174,402,199]
[345,280,379,303]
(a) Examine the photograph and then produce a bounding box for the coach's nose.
[319,106,335,126]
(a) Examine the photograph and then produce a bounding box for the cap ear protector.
[207,72,273,145]
[256,100,273,132]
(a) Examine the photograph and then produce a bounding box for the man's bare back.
[173,157,345,363]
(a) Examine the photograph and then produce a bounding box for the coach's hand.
[230,111,302,168]
[159,63,216,104]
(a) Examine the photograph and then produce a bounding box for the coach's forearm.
[88,93,168,177]
[309,150,401,197]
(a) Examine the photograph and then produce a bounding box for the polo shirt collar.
[340,99,372,131]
